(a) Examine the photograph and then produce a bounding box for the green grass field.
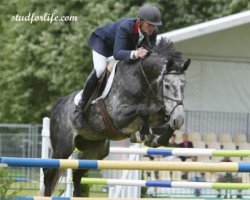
[9,182,108,197]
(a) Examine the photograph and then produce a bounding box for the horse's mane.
[123,38,183,72]
[153,38,183,63]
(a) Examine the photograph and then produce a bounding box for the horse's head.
[162,58,190,130]
[151,38,191,130]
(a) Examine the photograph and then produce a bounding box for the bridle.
[162,72,184,121]
[139,59,184,121]
[163,87,184,120]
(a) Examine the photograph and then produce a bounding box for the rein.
[139,59,160,103]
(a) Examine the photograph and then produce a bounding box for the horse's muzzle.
[169,106,184,130]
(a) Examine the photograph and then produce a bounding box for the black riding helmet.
[138,4,162,26]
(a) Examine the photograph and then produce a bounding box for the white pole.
[109,186,115,198]
[112,154,136,198]
[126,148,133,198]
[40,117,51,191]
[111,144,141,198]
[131,144,141,198]
[65,161,73,196]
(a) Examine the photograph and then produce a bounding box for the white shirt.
[137,28,145,45]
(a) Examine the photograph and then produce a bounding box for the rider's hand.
[135,48,148,59]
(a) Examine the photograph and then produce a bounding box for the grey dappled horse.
[42,38,190,197]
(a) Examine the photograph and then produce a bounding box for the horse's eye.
[165,84,170,90]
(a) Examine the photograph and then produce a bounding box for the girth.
[83,66,129,140]
[97,99,129,140]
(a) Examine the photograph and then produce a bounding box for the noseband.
[139,59,184,120]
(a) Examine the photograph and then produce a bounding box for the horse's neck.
[141,58,165,84]
[107,60,163,104]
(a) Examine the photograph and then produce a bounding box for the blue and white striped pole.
[110,147,250,157]
[81,177,250,190]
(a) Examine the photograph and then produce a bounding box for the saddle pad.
[74,60,119,105]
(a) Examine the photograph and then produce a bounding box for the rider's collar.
[133,19,140,34]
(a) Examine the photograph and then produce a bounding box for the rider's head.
[138,4,162,36]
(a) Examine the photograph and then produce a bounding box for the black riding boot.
[74,69,99,128]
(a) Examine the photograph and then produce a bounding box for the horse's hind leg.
[72,136,110,197]
[72,168,88,197]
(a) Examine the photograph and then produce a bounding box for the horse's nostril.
[173,119,177,126]
[172,117,184,129]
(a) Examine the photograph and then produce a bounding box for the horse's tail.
[51,169,64,195]
[39,169,64,196]
[39,142,64,196]
[40,97,65,196]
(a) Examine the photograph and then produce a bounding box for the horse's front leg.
[144,123,174,147]
[121,104,152,143]
[120,103,149,118]
[130,117,151,143]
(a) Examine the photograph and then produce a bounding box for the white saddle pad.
[74,60,119,105]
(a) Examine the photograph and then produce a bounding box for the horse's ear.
[182,58,191,72]
[166,58,174,72]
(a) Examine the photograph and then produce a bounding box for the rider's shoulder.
[116,18,137,26]
[116,18,137,32]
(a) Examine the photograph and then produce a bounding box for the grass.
[9,182,108,197]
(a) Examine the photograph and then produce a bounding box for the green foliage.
[0,168,22,199]
[157,0,249,32]
[0,0,249,123]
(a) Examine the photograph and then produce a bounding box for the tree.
[0,0,249,123]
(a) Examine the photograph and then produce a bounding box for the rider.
[74,4,162,128]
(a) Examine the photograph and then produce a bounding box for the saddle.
[84,64,129,141]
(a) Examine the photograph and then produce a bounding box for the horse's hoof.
[130,131,143,143]
[144,135,161,148]
[151,135,161,148]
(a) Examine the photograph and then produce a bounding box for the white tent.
[159,11,250,113]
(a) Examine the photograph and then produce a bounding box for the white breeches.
[92,50,108,78]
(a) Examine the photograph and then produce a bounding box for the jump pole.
[13,198,205,200]
[109,147,250,157]
[1,157,250,172]
[80,178,250,190]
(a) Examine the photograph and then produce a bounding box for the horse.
[42,38,190,197]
